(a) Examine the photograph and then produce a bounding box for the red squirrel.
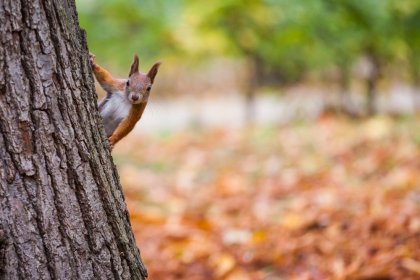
[89,53,161,149]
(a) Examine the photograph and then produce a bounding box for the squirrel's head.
[125,54,161,104]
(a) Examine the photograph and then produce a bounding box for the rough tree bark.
[0,1,147,279]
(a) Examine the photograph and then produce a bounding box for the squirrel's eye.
[126,80,130,87]
[146,86,151,91]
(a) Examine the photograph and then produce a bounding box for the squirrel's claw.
[89,53,96,68]
[108,135,116,150]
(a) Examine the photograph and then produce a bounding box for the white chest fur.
[100,92,131,136]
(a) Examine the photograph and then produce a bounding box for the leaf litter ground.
[114,116,420,280]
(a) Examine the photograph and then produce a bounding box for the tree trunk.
[338,63,358,117]
[365,53,381,116]
[413,75,420,113]
[0,1,147,279]
[409,52,420,113]
[244,56,258,124]
[366,76,378,116]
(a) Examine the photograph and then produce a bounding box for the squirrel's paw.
[108,136,116,150]
[89,53,96,68]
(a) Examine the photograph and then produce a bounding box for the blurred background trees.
[77,0,420,120]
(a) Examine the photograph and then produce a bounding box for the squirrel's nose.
[131,95,139,101]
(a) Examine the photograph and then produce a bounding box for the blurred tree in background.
[77,0,182,68]
[77,0,420,117]
[396,0,420,111]
[333,0,401,115]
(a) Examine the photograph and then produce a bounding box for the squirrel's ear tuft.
[129,54,139,77]
[147,61,161,83]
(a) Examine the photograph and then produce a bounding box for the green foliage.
[392,0,420,82]
[77,0,420,84]
[77,0,182,71]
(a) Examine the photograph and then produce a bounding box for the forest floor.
[114,115,420,280]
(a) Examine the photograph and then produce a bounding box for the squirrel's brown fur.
[90,53,161,149]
